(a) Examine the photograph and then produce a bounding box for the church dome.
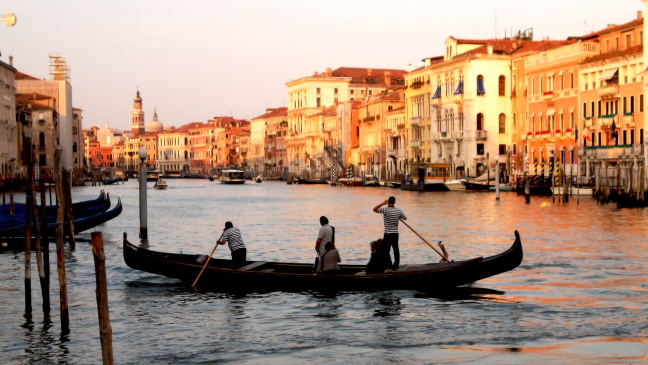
[146,108,164,132]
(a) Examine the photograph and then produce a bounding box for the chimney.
[367,68,372,76]
[314,71,319,76]
[487,45,493,54]
[638,10,643,20]
[326,67,332,77]
[384,71,391,86]
[8,55,12,66]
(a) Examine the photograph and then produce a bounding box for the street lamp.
[138,147,148,239]
[1,13,16,26]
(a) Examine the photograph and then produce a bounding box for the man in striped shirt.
[217,221,247,267]
[373,196,407,271]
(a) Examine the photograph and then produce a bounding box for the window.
[39,154,46,166]
[316,98,321,107]
[570,72,574,88]
[498,114,506,133]
[334,88,338,94]
[476,143,484,155]
[39,132,45,148]
[498,144,506,155]
[316,88,321,94]
[498,75,505,96]
[477,75,485,95]
[477,113,484,130]
[641,95,644,112]
[350,89,354,95]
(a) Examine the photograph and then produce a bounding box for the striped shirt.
[378,206,406,234]
[221,227,246,252]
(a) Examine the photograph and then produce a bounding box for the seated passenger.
[366,238,392,274]
[316,241,341,275]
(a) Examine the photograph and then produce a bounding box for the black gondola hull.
[123,231,523,292]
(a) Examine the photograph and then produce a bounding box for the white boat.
[220,169,246,184]
[154,178,168,189]
[551,187,594,196]
[444,179,466,191]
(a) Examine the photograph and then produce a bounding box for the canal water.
[0,179,646,364]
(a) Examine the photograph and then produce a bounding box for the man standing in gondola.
[373,196,407,271]
[217,221,247,268]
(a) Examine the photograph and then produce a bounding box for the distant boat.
[220,169,246,184]
[154,178,168,189]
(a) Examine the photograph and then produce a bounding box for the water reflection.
[1,180,646,363]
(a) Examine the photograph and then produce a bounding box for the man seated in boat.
[356,238,392,275]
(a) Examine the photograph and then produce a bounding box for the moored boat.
[220,169,246,184]
[462,180,493,192]
[401,162,452,191]
[551,186,594,196]
[123,231,523,292]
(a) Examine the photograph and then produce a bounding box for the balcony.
[584,144,644,159]
[598,84,619,98]
[598,115,615,128]
[362,115,376,123]
[584,118,594,128]
[475,130,487,140]
[397,123,406,130]
[410,116,422,125]
[451,131,464,139]
[542,91,554,101]
[623,113,634,127]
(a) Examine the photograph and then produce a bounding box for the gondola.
[0,196,122,239]
[462,181,494,192]
[123,230,523,292]
[1,192,111,224]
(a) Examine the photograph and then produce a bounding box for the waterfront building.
[157,123,194,175]
[358,88,405,179]
[187,122,216,175]
[14,54,81,180]
[112,141,126,170]
[125,133,158,171]
[0,57,18,179]
[212,117,249,170]
[523,40,599,180]
[250,107,287,177]
[285,67,406,176]
[384,103,407,181]
[578,12,646,190]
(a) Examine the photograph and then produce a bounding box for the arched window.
[477,113,484,130]
[39,132,46,148]
[498,75,506,96]
[499,114,506,133]
[477,75,485,95]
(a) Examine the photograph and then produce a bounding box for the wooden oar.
[192,233,224,287]
[400,219,449,262]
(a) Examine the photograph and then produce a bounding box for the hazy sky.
[1,0,643,131]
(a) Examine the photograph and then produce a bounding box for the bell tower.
[131,89,145,136]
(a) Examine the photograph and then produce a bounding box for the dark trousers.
[231,248,247,268]
[383,233,400,270]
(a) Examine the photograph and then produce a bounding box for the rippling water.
[1,179,646,364]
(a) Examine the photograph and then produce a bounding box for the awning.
[432,85,441,99]
[477,78,486,95]
[453,80,464,95]
[600,68,618,81]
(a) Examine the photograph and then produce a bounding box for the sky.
[1,0,644,131]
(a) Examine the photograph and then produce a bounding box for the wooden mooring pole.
[54,149,70,334]
[39,175,51,318]
[23,137,34,321]
[91,232,114,365]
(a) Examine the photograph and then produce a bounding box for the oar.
[192,233,224,287]
[400,219,449,262]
